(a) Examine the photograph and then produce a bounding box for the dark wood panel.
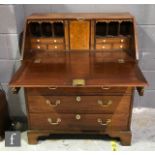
[29,113,129,131]
[28,95,131,114]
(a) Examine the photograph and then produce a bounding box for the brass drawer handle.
[47,118,61,125]
[118,59,125,63]
[97,118,111,126]
[48,87,57,90]
[46,99,61,107]
[97,100,112,107]
[34,59,41,63]
[76,96,81,102]
[101,87,110,90]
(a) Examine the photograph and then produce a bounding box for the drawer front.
[31,44,47,50]
[28,95,131,114]
[31,38,64,44]
[26,87,132,96]
[29,113,129,131]
[113,43,129,50]
[50,38,64,44]
[48,44,65,50]
[96,37,129,44]
[96,43,111,50]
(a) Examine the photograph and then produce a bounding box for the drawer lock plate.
[72,79,85,87]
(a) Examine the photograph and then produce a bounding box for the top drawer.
[26,87,133,96]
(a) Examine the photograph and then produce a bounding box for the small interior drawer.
[113,43,129,50]
[96,37,129,44]
[31,44,47,50]
[31,38,64,44]
[48,44,65,50]
[96,43,112,50]
[50,38,64,44]
[29,113,129,131]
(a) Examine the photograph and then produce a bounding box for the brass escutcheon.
[72,79,85,87]
[76,96,81,102]
[75,114,81,120]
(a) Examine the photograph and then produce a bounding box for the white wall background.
[0,4,155,118]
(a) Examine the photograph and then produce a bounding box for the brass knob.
[37,45,40,49]
[120,45,123,49]
[54,45,57,49]
[54,40,57,43]
[75,114,81,120]
[37,39,40,42]
[76,96,81,102]
[97,118,111,126]
[102,40,106,43]
[102,46,105,49]
[120,39,124,43]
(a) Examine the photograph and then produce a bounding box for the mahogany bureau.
[9,13,148,145]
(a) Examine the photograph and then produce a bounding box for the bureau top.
[9,12,148,96]
[27,12,134,20]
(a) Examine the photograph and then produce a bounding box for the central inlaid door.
[69,20,90,50]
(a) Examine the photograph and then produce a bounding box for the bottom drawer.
[29,113,129,131]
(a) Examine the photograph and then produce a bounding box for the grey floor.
[0,108,155,151]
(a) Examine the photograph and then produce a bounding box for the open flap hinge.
[137,87,144,96]
[11,87,21,94]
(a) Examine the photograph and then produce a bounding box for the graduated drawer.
[29,113,129,131]
[96,37,130,44]
[28,95,131,114]
[26,87,132,96]
[31,38,64,44]
[48,44,65,50]
[31,44,47,50]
